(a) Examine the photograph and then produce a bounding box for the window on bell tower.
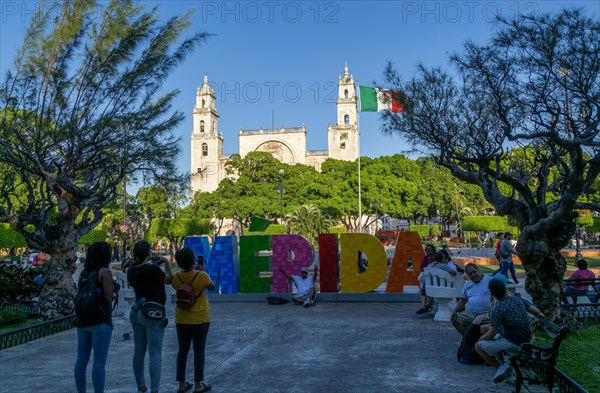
[344,114,350,125]
[202,143,208,156]
[200,120,205,133]
[344,89,348,98]
[202,99,205,108]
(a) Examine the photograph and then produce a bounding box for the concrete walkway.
[0,301,543,393]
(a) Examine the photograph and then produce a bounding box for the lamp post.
[278,169,284,223]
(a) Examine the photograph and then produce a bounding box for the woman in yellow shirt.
[169,248,215,393]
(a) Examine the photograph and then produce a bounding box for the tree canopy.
[0,0,208,318]
[381,8,600,319]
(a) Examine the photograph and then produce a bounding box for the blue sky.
[1,1,598,194]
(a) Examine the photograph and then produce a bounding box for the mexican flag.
[358,86,403,112]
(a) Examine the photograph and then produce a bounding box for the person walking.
[169,248,215,393]
[127,240,172,393]
[498,232,519,284]
[74,242,118,393]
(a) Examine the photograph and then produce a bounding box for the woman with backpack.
[127,240,173,393]
[169,247,214,393]
[74,241,119,393]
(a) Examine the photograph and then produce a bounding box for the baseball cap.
[491,274,508,286]
[300,267,309,273]
[504,232,513,237]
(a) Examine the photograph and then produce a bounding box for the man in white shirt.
[451,263,492,335]
[279,266,318,307]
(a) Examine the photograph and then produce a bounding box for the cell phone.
[197,255,204,267]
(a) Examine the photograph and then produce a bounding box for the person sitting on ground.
[279,265,318,307]
[417,251,458,314]
[450,263,492,335]
[475,278,531,384]
[562,258,600,304]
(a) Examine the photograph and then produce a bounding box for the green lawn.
[476,255,600,276]
[564,255,600,269]
[553,325,600,392]
[0,317,43,333]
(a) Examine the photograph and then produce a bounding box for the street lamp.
[279,169,284,223]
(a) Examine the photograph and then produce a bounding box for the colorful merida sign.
[184,232,426,294]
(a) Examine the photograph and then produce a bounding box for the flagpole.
[356,81,362,232]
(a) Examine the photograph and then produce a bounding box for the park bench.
[561,278,600,304]
[509,318,587,393]
[421,266,464,322]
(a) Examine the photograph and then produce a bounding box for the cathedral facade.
[190,66,359,193]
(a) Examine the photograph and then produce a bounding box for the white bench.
[422,267,465,322]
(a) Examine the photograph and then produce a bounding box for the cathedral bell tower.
[328,64,359,161]
[191,75,224,193]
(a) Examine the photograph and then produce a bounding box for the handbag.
[140,301,166,320]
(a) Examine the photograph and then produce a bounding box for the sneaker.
[416,307,429,314]
[303,298,311,308]
[492,362,514,383]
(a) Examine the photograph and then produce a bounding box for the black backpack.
[75,269,104,320]
[266,296,289,305]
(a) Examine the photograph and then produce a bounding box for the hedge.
[409,225,430,238]
[0,224,27,248]
[79,229,107,245]
[462,216,510,232]
[327,226,347,234]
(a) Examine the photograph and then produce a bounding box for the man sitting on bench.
[475,278,531,384]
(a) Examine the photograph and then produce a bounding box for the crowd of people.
[416,239,600,385]
[418,250,544,383]
[74,240,213,393]
[33,234,595,392]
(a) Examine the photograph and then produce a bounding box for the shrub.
[409,225,429,238]
[0,306,29,325]
[0,266,43,305]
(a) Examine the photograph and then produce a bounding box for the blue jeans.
[500,260,519,283]
[130,309,166,392]
[74,323,113,393]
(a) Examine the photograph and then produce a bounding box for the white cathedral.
[190,66,359,193]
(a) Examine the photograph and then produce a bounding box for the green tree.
[382,9,600,320]
[150,218,210,256]
[0,1,208,318]
[285,204,338,245]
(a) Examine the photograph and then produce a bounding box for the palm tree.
[285,205,338,245]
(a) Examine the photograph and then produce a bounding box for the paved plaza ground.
[0,301,545,393]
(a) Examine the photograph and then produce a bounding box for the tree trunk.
[36,235,79,320]
[37,257,77,319]
[517,232,567,322]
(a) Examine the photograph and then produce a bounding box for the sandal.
[178,382,193,393]
[194,382,212,392]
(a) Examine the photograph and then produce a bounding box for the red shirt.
[420,254,435,271]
